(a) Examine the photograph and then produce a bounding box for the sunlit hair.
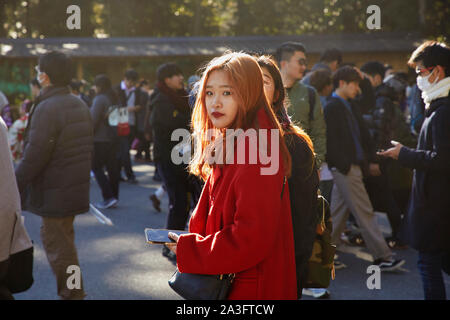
[256,55,315,155]
[190,52,292,180]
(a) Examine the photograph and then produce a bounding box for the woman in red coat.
[167,52,297,300]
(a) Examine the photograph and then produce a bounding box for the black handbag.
[168,269,234,300]
[5,215,34,294]
[6,246,34,293]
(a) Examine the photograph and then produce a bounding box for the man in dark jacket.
[379,41,450,300]
[324,66,405,271]
[15,51,93,300]
[149,63,191,260]
[360,61,406,248]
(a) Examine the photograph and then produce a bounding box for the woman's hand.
[166,232,179,255]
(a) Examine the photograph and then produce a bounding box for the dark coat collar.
[29,86,70,117]
[425,94,450,117]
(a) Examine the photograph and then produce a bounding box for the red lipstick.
[212,112,224,118]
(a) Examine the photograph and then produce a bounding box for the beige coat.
[0,117,32,263]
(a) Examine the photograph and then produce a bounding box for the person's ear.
[280,60,288,71]
[40,72,51,86]
[434,65,445,82]
[273,90,280,103]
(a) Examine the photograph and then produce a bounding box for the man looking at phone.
[378,41,450,300]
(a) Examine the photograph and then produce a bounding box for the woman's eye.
[223,91,231,96]
[205,91,213,96]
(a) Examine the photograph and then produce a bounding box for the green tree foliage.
[0,0,447,39]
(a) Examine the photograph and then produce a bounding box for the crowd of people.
[0,39,449,301]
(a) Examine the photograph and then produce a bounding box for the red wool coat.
[176,108,297,300]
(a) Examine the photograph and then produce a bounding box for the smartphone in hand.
[144,228,189,244]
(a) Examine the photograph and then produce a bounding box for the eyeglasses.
[415,66,434,76]
[298,58,307,66]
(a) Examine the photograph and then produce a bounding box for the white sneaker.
[96,198,118,209]
[302,288,330,299]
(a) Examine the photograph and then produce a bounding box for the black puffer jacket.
[15,86,93,217]
[362,84,398,150]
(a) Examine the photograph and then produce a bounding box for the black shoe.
[373,258,405,272]
[348,233,365,247]
[385,236,408,250]
[162,246,177,264]
[149,194,161,212]
[127,176,138,184]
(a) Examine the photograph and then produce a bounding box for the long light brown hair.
[190,52,292,180]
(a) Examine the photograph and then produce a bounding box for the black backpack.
[304,193,336,288]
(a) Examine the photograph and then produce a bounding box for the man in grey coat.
[15,51,93,300]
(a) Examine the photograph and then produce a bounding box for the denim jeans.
[417,251,447,300]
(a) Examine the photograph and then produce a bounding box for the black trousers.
[156,161,190,230]
[364,161,403,238]
[118,126,136,179]
[135,130,151,160]
[92,141,120,200]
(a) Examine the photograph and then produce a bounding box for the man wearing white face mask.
[378,41,450,300]
[15,51,93,300]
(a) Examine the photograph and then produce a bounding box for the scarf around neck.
[156,81,190,114]
[422,76,450,107]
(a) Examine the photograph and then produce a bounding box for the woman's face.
[205,70,239,129]
[261,67,276,105]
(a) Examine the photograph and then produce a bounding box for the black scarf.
[156,81,190,114]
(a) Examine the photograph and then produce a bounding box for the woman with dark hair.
[91,74,120,209]
[257,56,323,299]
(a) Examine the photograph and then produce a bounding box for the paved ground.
[14,157,450,300]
